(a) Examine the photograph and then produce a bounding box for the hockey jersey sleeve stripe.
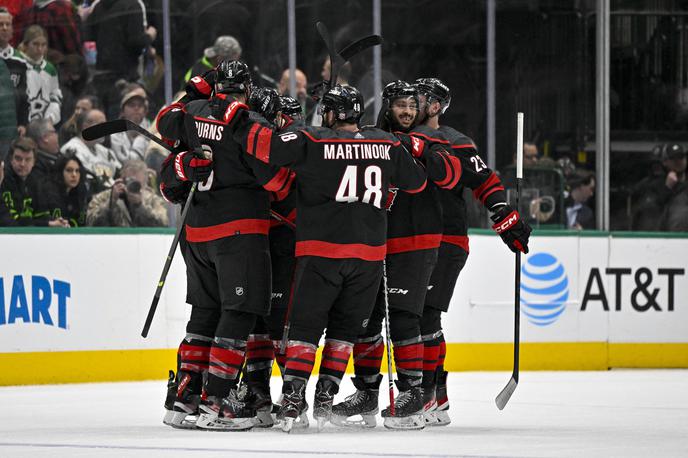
[411,131,450,145]
[472,172,501,202]
[295,240,386,261]
[269,208,297,229]
[155,101,185,137]
[403,178,427,194]
[262,167,291,192]
[246,123,261,156]
[479,185,506,204]
[185,219,270,242]
[255,127,273,162]
[386,234,443,255]
[451,143,475,150]
[441,235,470,253]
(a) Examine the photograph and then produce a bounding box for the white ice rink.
[1,370,686,458]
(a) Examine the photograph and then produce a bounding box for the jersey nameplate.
[323,144,391,160]
[195,121,224,141]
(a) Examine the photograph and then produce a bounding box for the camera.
[119,177,142,199]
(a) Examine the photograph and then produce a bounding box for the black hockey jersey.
[236,121,427,261]
[408,124,507,252]
[156,95,292,242]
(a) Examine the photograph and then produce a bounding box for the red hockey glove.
[174,150,212,182]
[184,69,216,100]
[490,205,532,254]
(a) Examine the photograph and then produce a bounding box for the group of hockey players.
[156,59,531,432]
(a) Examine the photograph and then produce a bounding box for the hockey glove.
[184,69,216,100]
[174,150,212,182]
[490,205,532,254]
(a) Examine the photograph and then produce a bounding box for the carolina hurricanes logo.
[191,76,202,83]
[385,188,399,211]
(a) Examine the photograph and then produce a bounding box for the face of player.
[0,14,12,48]
[417,94,441,124]
[121,98,147,125]
[390,97,418,130]
[25,35,48,62]
[63,159,81,190]
[11,149,35,179]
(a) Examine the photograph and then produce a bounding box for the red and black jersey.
[156,95,292,243]
[236,121,427,261]
[407,124,507,252]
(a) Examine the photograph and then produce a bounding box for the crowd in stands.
[0,1,686,231]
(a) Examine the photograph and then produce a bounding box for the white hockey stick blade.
[495,376,518,410]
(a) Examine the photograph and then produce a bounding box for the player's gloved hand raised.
[490,205,532,254]
[173,148,213,182]
[184,69,216,100]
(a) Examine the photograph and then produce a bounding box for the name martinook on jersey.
[195,120,225,141]
[323,143,391,161]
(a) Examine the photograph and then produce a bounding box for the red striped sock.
[206,338,246,397]
[438,336,446,372]
[393,337,424,386]
[422,333,441,386]
[178,333,211,374]
[272,340,287,377]
[353,334,384,381]
[244,333,274,385]
[319,339,353,385]
[284,341,317,382]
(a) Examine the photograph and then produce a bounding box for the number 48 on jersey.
[335,165,383,208]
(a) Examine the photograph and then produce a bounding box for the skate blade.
[383,414,425,430]
[196,413,254,431]
[276,413,309,433]
[163,410,198,429]
[330,413,377,428]
[252,409,275,428]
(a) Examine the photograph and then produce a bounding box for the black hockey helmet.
[320,84,364,124]
[248,86,280,123]
[382,80,419,106]
[279,95,303,119]
[414,77,451,114]
[215,60,251,94]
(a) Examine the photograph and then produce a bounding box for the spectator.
[0,58,15,161]
[0,7,29,136]
[0,136,68,226]
[565,170,595,230]
[18,24,62,124]
[58,53,90,123]
[182,35,241,83]
[45,153,90,226]
[59,94,98,144]
[522,142,539,166]
[86,158,168,227]
[310,56,352,126]
[632,143,687,231]
[84,0,156,119]
[61,108,120,189]
[110,86,151,163]
[277,67,308,101]
[0,157,15,225]
[25,117,59,175]
[12,0,82,56]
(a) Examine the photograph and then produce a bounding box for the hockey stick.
[142,114,202,338]
[316,21,342,91]
[382,260,395,416]
[338,34,383,62]
[495,112,524,409]
[83,119,172,151]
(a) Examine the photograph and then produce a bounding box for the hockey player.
[334,80,531,429]
[234,84,427,432]
[156,60,292,431]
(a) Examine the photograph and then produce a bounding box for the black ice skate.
[196,388,255,431]
[331,374,381,428]
[422,371,438,426]
[429,370,450,426]
[381,379,424,430]
[163,370,202,429]
[312,379,339,430]
[276,379,309,433]
[240,381,274,428]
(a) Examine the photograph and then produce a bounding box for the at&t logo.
[520,253,569,326]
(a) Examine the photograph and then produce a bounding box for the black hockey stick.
[338,34,383,63]
[382,260,395,416]
[316,21,342,90]
[83,119,172,151]
[495,112,524,409]
[142,114,202,338]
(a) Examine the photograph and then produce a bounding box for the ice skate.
[163,370,201,429]
[382,380,424,430]
[430,370,450,426]
[240,381,274,428]
[331,375,381,428]
[196,388,255,431]
[275,380,309,433]
[312,379,338,431]
[422,371,439,426]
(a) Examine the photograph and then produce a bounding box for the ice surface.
[1,370,686,458]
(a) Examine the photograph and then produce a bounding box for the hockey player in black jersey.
[156,61,293,431]
[334,80,531,429]
[234,84,427,432]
